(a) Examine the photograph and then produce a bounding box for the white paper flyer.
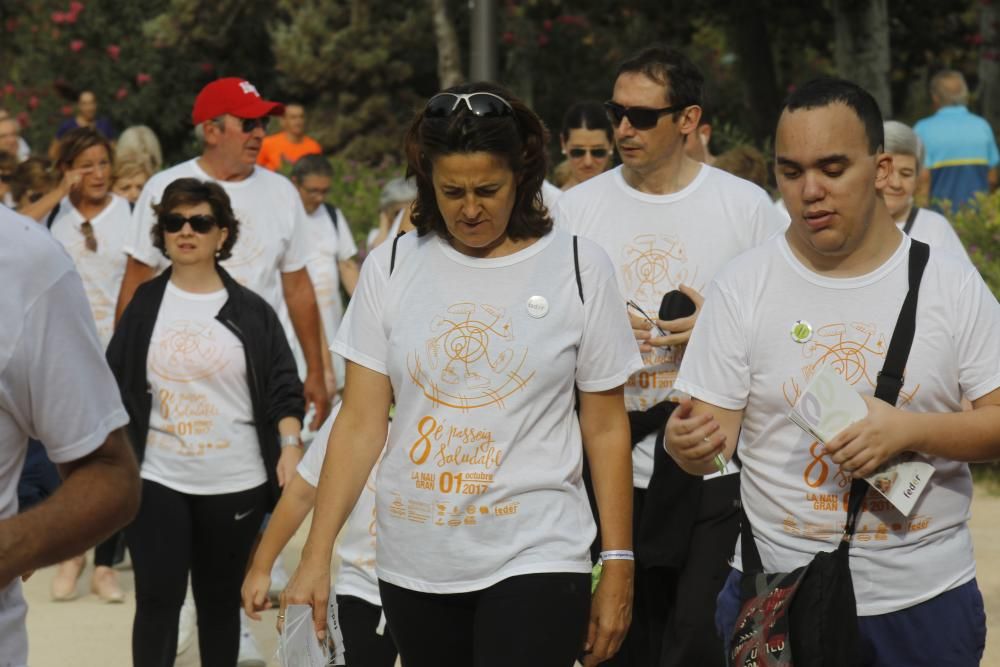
[787,364,934,516]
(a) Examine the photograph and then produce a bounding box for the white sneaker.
[269,558,289,605]
[176,588,197,655]
[238,610,266,667]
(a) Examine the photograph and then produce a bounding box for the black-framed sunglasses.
[425,92,513,118]
[567,147,610,159]
[233,117,268,133]
[161,213,219,234]
[604,100,688,131]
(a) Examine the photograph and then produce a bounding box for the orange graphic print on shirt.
[148,320,230,383]
[407,302,534,411]
[621,233,699,302]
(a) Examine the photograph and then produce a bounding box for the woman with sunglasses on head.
[107,177,305,666]
[44,127,134,604]
[560,101,615,191]
[282,83,642,667]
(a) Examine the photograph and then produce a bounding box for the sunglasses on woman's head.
[161,213,219,234]
[567,148,610,159]
[425,92,513,118]
[603,101,688,131]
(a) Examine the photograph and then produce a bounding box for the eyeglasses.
[425,92,513,118]
[236,117,268,133]
[626,300,667,337]
[80,220,98,252]
[567,148,610,159]
[604,101,688,131]
[161,213,219,234]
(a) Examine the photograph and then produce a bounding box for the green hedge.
[951,190,1000,300]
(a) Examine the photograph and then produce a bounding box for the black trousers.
[126,479,269,667]
[336,595,398,667]
[379,572,591,667]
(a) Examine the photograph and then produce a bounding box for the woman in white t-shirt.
[46,128,132,604]
[281,84,643,667]
[882,120,971,263]
[242,403,397,666]
[107,178,306,665]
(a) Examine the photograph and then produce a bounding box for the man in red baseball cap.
[191,77,285,126]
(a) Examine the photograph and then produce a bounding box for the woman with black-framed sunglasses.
[559,101,615,191]
[108,177,306,665]
[282,83,641,667]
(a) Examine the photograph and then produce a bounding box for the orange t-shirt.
[257,132,322,171]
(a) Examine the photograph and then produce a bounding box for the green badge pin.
[790,320,813,344]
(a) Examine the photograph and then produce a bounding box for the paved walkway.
[22,486,1000,665]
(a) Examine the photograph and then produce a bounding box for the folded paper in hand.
[279,604,339,667]
[787,364,933,516]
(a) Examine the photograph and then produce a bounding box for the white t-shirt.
[333,228,643,593]
[554,164,788,487]
[0,208,129,664]
[298,404,382,606]
[142,282,266,495]
[674,233,1000,615]
[302,205,358,389]
[366,209,404,251]
[901,208,971,264]
[125,159,315,315]
[541,179,562,211]
[48,194,131,348]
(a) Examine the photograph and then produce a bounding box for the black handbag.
[729,240,930,667]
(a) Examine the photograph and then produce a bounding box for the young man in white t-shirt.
[554,45,786,667]
[0,206,140,664]
[668,78,1000,664]
[115,77,330,427]
[290,154,360,394]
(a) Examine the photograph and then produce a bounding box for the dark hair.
[11,158,59,203]
[291,153,332,182]
[55,127,113,169]
[714,145,769,190]
[151,178,240,261]
[561,101,612,143]
[404,82,552,242]
[782,78,884,153]
[616,44,704,115]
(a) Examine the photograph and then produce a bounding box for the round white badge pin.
[526,295,549,318]
[790,320,813,344]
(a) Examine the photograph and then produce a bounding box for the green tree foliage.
[951,191,1000,300]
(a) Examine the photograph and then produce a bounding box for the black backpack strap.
[45,202,61,229]
[742,240,931,571]
[902,206,919,235]
[573,235,584,304]
[389,230,406,276]
[323,202,339,239]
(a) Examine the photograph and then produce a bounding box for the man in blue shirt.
[914,70,999,212]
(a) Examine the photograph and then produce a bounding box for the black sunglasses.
[568,147,610,159]
[425,92,513,118]
[603,101,688,130]
[0,173,11,183]
[234,117,268,133]
[161,213,219,234]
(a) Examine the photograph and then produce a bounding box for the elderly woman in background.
[282,83,641,667]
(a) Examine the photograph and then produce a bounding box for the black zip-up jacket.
[106,266,305,509]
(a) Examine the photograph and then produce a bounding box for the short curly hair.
[151,178,240,261]
[403,82,552,242]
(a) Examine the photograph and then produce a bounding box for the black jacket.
[106,266,305,508]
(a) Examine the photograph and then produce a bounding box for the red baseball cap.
[191,77,285,125]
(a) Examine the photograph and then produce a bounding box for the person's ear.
[874,150,893,193]
[678,105,703,137]
[217,226,229,252]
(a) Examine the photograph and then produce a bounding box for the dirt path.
[21,488,1000,665]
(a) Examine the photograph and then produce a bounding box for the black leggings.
[125,479,269,667]
[336,595,398,667]
[379,572,591,667]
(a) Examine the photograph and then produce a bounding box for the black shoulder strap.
[573,235,584,304]
[323,202,339,238]
[902,206,919,235]
[45,202,61,229]
[741,240,931,572]
[389,230,406,275]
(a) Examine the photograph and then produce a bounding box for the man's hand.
[304,371,330,430]
[665,399,727,473]
[582,560,633,665]
[647,284,704,348]
[824,395,911,478]
[628,309,655,353]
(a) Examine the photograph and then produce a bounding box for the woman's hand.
[241,567,272,620]
[583,559,633,665]
[280,557,331,641]
[665,399,726,472]
[277,445,304,488]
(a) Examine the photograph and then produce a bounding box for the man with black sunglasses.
[554,45,786,667]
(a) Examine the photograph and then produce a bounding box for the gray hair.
[930,70,969,107]
[379,176,418,211]
[883,120,925,171]
[291,153,332,182]
[116,125,163,172]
